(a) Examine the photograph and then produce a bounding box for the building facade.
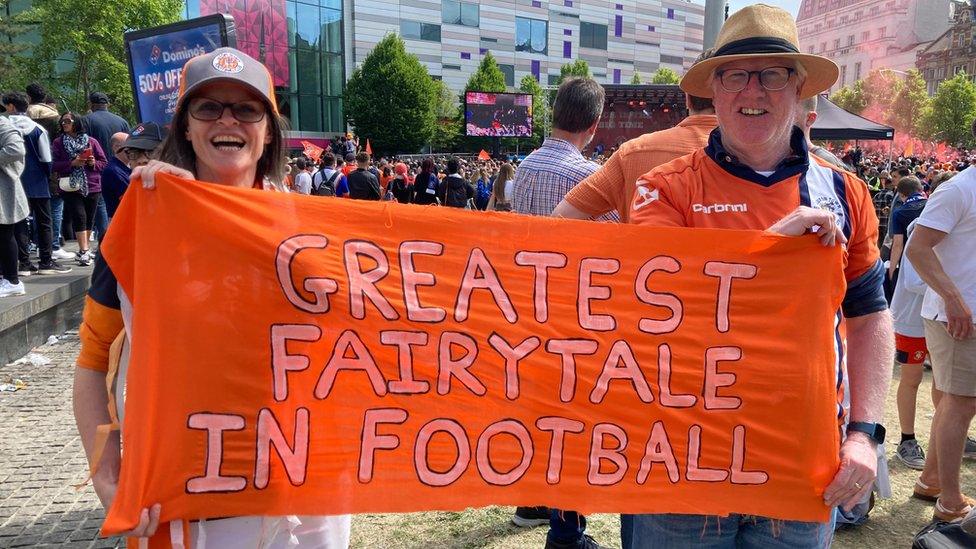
[917,3,976,95]
[348,0,704,91]
[797,0,952,93]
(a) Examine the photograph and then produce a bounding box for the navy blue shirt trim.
[842,259,887,318]
[704,126,809,186]
[88,254,121,310]
[831,170,852,239]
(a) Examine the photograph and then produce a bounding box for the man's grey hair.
[552,77,605,133]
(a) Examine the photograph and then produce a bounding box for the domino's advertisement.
[128,24,224,125]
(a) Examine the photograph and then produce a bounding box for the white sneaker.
[0,279,26,297]
[52,248,74,260]
[77,251,92,266]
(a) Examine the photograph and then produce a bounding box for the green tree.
[559,59,591,83]
[345,34,437,155]
[430,79,460,152]
[464,51,507,93]
[630,71,642,84]
[519,74,546,149]
[829,81,867,114]
[926,71,976,147]
[890,69,930,136]
[22,0,183,119]
[651,67,680,84]
[0,0,31,90]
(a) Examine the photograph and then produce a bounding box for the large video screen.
[465,92,533,137]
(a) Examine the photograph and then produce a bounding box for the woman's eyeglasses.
[188,98,267,123]
[715,67,795,93]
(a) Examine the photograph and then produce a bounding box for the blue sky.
[725,0,802,17]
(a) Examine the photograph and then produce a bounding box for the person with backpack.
[311,153,348,197]
[411,157,440,205]
[438,157,475,209]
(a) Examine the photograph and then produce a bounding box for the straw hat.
[680,4,838,100]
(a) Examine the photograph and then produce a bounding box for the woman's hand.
[120,504,162,538]
[131,160,195,190]
[85,157,95,168]
[70,156,86,168]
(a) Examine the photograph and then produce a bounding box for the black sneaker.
[17,261,38,277]
[512,506,550,527]
[545,534,609,549]
[37,260,72,275]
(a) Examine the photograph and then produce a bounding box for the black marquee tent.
[811,96,894,141]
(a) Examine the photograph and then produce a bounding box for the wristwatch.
[847,422,886,445]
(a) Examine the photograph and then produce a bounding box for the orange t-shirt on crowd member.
[342,163,355,177]
[380,173,392,194]
[565,114,717,222]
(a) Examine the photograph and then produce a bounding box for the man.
[25,83,59,138]
[311,153,349,197]
[908,142,976,522]
[510,76,609,549]
[83,92,130,163]
[552,68,717,222]
[627,5,892,546]
[293,158,313,195]
[888,176,926,284]
[2,91,70,275]
[101,133,131,220]
[346,152,381,200]
[513,78,614,221]
[104,123,166,218]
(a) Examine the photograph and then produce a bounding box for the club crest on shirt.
[815,195,845,222]
[632,184,659,211]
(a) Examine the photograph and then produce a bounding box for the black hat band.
[713,36,799,57]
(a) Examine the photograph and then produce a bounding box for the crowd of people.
[0,85,142,298]
[0,4,972,548]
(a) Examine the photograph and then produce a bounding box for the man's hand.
[945,295,975,340]
[823,434,877,511]
[768,206,848,247]
[119,504,161,538]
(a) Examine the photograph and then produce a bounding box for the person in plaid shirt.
[512,78,617,223]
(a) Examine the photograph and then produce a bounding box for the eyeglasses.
[715,67,795,93]
[60,119,74,125]
[188,98,266,123]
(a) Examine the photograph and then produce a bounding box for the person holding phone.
[51,113,106,266]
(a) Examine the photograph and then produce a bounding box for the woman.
[388,162,412,204]
[411,156,440,205]
[0,115,28,297]
[52,113,107,266]
[486,162,515,212]
[72,47,350,547]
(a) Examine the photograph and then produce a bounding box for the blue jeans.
[548,509,585,545]
[624,512,834,548]
[93,194,109,238]
[50,196,63,249]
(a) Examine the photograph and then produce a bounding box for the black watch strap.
[847,422,886,444]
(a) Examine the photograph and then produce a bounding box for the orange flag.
[100,174,844,537]
[365,139,373,156]
[478,149,491,161]
[300,141,323,163]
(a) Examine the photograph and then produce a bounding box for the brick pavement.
[0,334,121,548]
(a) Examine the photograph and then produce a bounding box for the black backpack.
[912,520,976,548]
[313,169,340,197]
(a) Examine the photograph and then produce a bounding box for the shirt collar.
[678,114,719,128]
[705,126,809,186]
[543,137,584,158]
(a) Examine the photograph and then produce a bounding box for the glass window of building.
[516,17,548,54]
[402,20,442,42]
[580,22,608,50]
[499,64,515,87]
[294,2,321,49]
[443,0,479,27]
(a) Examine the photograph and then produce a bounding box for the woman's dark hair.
[382,166,391,177]
[420,157,436,174]
[58,112,84,137]
[157,91,288,185]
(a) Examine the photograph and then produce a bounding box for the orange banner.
[100,174,845,534]
[301,140,323,163]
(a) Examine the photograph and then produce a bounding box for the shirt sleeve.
[916,183,969,235]
[629,169,687,227]
[841,175,886,317]
[564,154,623,218]
[77,296,123,372]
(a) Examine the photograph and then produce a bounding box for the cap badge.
[212,52,244,74]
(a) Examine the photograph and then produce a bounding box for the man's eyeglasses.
[188,98,266,123]
[715,67,795,93]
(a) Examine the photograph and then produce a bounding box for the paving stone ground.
[0,334,120,549]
